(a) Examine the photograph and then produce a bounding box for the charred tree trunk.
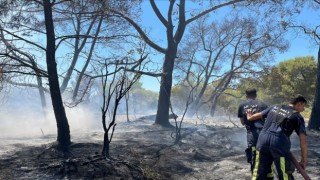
[308,46,320,130]
[43,0,71,151]
[155,47,177,127]
[102,132,110,158]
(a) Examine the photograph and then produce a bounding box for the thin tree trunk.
[72,16,103,102]
[43,0,71,151]
[60,15,97,93]
[125,92,130,122]
[308,46,320,130]
[210,95,219,117]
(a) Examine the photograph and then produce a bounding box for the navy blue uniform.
[252,105,307,180]
[238,99,268,172]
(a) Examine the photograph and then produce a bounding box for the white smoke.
[0,87,100,138]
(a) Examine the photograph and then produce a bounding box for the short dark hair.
[289,94,307,105]
[245,88,257,98]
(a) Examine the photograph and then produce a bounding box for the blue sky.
[139,1,319,92]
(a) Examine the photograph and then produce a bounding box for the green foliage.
[264,56,316,104]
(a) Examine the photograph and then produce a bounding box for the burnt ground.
[0,117,319,180]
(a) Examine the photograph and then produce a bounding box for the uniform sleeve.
[237,103,243,118]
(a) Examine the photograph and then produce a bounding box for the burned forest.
[0,0,320,180]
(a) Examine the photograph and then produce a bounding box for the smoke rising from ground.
[0,88,99,138]
[0,86,239,139]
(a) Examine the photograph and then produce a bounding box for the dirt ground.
[0,117,319,180]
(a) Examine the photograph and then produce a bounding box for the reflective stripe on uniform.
[267,163,274,178]
[252,146,256,152]
[267,170,274,178]
[280,157,288,180]
[252,150,260,180]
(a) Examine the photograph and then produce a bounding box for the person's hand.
[246,108,253,119]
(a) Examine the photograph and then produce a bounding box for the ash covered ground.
[0,116,319,180]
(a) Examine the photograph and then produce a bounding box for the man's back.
[238,99,268,129]
[257,105,307,153]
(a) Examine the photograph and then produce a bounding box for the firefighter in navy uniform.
[248,94,308,180]
[237,88,269,174]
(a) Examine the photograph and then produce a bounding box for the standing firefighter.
[248,94,308,180]
[237,88,270,174]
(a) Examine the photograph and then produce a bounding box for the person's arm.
[299,133,308,169]
[237,104,245,126]
[247,111,262,121]
[247,106,272,121]
[239,118,244,125]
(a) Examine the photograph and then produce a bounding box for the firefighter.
[237,88,269,174]
[248,94,308,180]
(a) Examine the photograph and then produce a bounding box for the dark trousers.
[246,128,261,173]
[252,148,294,180]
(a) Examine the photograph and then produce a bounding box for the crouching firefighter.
[248,94,308,180]
[237,88,272,177]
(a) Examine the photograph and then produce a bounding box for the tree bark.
[43,0,71,151]
[102,132,110,158]
[308,46,320,130]
[155,47,177,127]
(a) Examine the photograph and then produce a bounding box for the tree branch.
[150,0,168,27]
[108,9,166,53]
[0,27,46,51]
[174,0,186,43]
[185,0,244,25]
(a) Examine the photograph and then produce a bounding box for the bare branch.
[53,0,72,6]
[174,0,186,43]
[33,0,43,6]
[0,27,46,51]
[150,0,168,27]
[0,52,48,77]
[185,0,245,25]
[108,9,166,53]
[287,24,320,43]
